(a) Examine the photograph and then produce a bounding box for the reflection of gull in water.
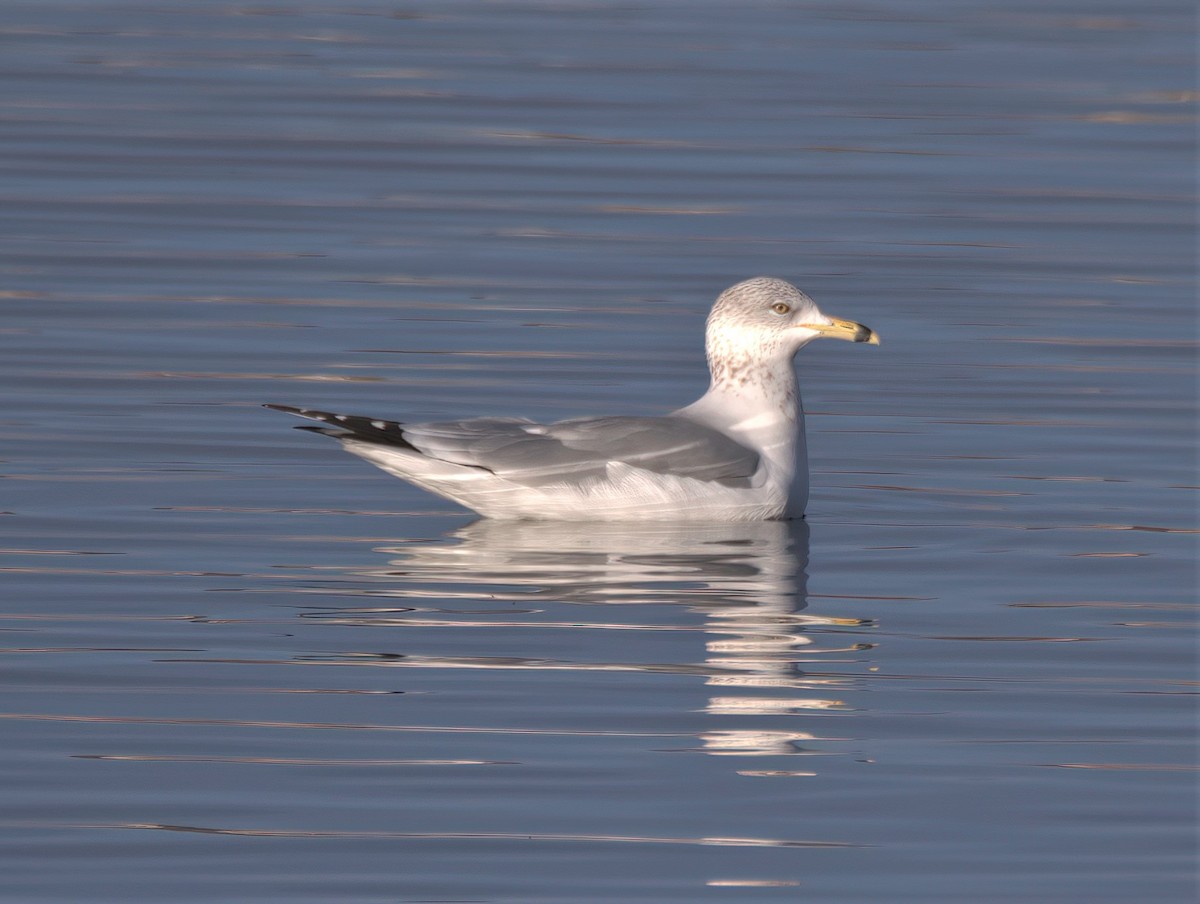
[303,520,872,760]
[267,277,878,520]
[367,519,807,608]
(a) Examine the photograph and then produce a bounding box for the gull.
[266,277,878,521]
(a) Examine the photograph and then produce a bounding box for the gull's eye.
[771,302,791,315]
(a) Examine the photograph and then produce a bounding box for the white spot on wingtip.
[371,420,388,429]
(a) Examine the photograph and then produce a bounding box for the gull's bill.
[799,316,880,345]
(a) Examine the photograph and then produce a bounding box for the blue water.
[1,2,1195,901]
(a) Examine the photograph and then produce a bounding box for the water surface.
[1,2,1195,901]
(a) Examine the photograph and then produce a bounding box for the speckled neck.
[702,315,803,421]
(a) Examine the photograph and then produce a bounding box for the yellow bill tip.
[801,317,880,346]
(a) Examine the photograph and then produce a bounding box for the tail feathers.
[263,404,417,451]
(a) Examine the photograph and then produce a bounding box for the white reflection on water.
[300,519,872,759]
[369,519,811,608]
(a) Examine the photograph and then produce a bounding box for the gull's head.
[706,277,879,372]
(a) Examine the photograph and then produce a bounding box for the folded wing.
[266,405,759,488]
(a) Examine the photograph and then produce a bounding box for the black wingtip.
[265,404,418,452]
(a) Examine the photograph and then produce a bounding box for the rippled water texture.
[2,1,1195,902]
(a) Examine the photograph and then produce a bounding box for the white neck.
[679,356,804,460]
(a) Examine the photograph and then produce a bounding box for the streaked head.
[706,277,879,367]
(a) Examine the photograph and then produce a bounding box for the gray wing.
[409,415,759,487]
[266,406,759,488]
